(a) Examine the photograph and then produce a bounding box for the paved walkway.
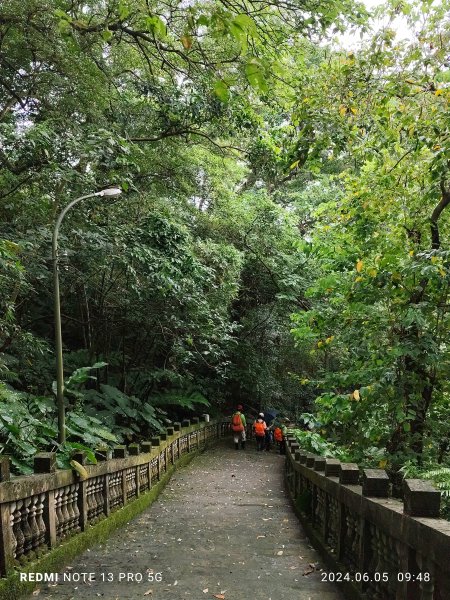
[31,444,345,600]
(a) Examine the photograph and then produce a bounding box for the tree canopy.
[1,0,449,504]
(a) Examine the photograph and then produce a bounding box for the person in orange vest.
[273,424,285,455]
[253,413,267,451]
[231,405,246,450]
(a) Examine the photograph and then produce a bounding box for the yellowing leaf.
[431,256,438,264]
[317,340,324,348]
[368,268,377,278]
[439,268,446,277]
[325,335,334,344]
[356,259,363,272]
[378,460,387,469]
[339,105,346,117]
[289,160,300,170]
[180,35,192,49]
[70,460,88,481]
[409,250,414,257]
[435,89,443,96]
[352,389,360,401]
[350,106,357,114]
[355,276,363,282]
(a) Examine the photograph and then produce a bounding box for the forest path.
[30,443,345,600]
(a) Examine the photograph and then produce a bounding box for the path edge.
[0,450,202,600]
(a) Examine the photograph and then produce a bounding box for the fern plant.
[421,467,450,498]
[400,462,450,519]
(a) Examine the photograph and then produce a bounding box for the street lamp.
[52,187,122,443]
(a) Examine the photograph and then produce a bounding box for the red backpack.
[274,427,283,442]
[232,412,244,432]
[254,421,265,436]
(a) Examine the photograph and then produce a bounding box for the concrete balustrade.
[0,416,214,578]
[285,440,450,600]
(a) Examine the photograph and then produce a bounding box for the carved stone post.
[359,470,390,594]
[44,490,57,548]
[33,454,58,547]
[403,479,440,517]
[34,453,56,474]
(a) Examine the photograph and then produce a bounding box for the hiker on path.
[273,424,285,454]
[231,405,247,450]
[253,412,267,451]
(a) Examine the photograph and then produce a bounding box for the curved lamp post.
[53,187,122,443]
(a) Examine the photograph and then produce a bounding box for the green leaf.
[118,1,131,21]
[213,80,229,102]
[233,14,256,34]
[146,16,166,37]
[101,29,113,42]
[245,58,268,93]
[93,427,118,442]
[435,70,450,83]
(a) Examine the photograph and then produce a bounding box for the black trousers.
[256,435,265,451]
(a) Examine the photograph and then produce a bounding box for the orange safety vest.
[274,427,283,442]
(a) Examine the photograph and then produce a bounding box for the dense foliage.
[1,0,449,509]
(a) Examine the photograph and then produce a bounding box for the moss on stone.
[0,451,199,600]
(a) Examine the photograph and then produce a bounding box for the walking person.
[231,405,246,450]
[273,424,285,454]
[253,413,267,451]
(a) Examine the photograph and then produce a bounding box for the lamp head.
[98,187,122,197]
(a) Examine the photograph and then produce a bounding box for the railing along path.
[284,435,450,600]
[1,418,450,600]
[0,416,223,577]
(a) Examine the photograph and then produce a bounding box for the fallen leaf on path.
[303,563,318,576]
[32,591,40,596]
[212,595,225,599]
[202,589,208,594]
[276,551,283,556]
[144,589,153,595]
[257,535,265,539]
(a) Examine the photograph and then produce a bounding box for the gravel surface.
[29,443,345,600]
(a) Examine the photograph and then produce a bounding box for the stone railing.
[0,416,229,577]
[284,435,450,600]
